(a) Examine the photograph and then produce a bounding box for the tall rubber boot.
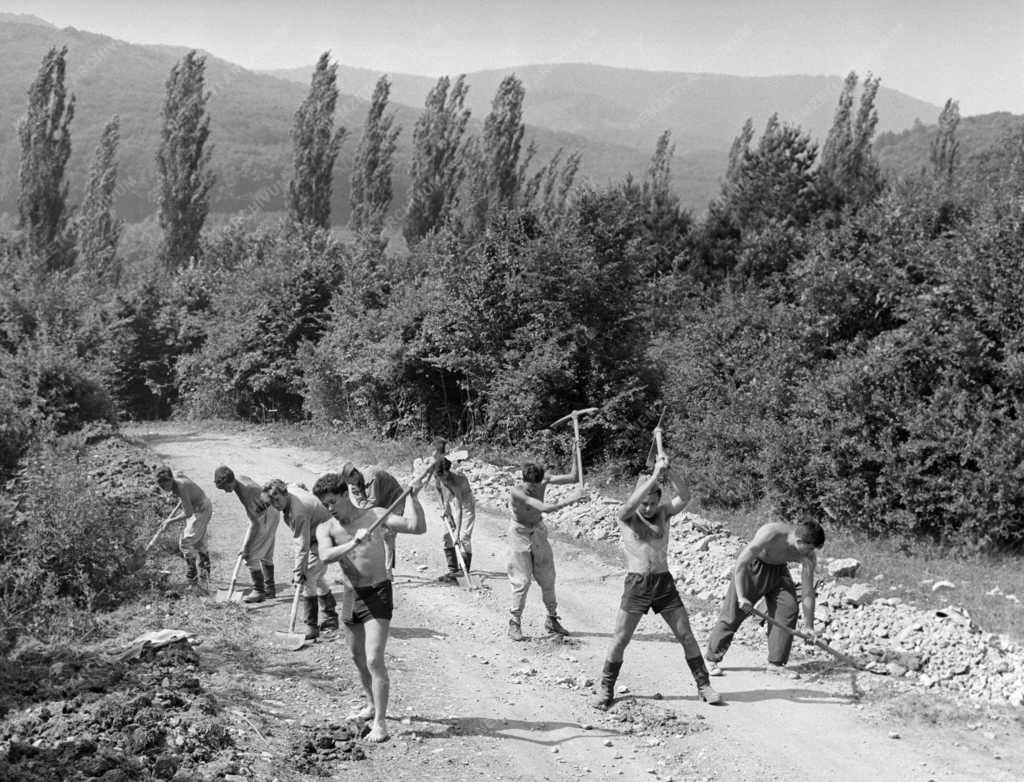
[593,660,622,710]
[261,563,276,599]
[197,551,211,582]
[462,551,472,574]
[183,554,198,584]
[438,547,459,583]
[318,592,339,631]
[687,655,723,704]
[243,569,266,603]
[302,597,320,641]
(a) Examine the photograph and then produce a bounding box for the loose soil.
[5,423,1024,781]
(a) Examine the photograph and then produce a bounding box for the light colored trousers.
[507,522,558,619]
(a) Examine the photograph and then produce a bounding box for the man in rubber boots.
[593,452,722,709]
[704,518,825,678]
[262,479,338,640]
[340,462,405,576]
[434,457,476,584]
[155,466,212,586]
[507,448,588,641]
[214,466,280,603]
[312,471,427,744]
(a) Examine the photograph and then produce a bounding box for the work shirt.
[352,467,405,512]
[282,484,332,581]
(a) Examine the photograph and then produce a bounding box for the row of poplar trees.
[15,47,554,278]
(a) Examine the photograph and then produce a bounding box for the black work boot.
[593,660,623,710]
[544,615,570,637]
[687,655,723,704]
[438,547,459,583]
[302,597,320,641]
[318,592,339,631]
[261,563,276,599]
[197,552,211,582]
[243,569,266,603]
[462,551,472,574]
[183,555,198,584]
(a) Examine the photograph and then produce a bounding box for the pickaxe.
[645,407,668,469]
[550,407,598,489]
[748,606,866,670]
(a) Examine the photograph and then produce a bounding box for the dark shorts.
[620,572,684,615]
[344,580,394,625]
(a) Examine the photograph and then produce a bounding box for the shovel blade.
[275,631,308,651]
[214,588,245,603]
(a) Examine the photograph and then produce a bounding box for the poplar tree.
[288,51,347,230]
[156,50,214,271]
[403,75,471,245]
[459,74,530,232]
[930,99,961,183]
[350,75,401,236]
[818,71,883,209]
[18,46,75,271]
[77,115,123,284]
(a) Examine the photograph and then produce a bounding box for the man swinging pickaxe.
[550,407,599,489]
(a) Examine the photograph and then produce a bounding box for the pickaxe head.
[550,407,599,428]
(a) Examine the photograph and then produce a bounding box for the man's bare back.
[745,521,817,567]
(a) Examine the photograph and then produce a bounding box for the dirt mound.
[0,639,244,781]
[603,699,710,739]
[287,720,367,774]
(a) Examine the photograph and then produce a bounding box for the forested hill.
[0,20,656,223]
[1,18,943,224]
[875,111,1024,185]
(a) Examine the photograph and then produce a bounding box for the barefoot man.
[312,471,427,743]
[704,518,825,677]
[593,452,722,709]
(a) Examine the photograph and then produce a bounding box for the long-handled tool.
[551,407,598,489]
[130,501,183,571]
[645,407,668,469]
[215,554,245,603]
[748,606,865,670]
[275,586,306,650]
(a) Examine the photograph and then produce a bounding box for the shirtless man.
[262,479,339,640]
[155,465,211,585]
[593,453,722,709]
[312,471,427,743]
[214,466,280,603]
[507,450,587,641]
[704,517,825,677]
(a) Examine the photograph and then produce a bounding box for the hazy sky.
[5,0,1023,115]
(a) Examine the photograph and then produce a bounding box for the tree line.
[3,45,1024,550]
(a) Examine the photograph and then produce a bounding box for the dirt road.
[134,424,1023,782]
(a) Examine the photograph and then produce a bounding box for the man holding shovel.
[704,518,825,678]
[507,450,587,641]
[214,466,280,603]
[434,457,477,584]
[312,471,427,743]
[155,466,212,586]
[262,479,339,641]
[593,451,722,709]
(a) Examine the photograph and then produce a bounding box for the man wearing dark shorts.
[313,471,426,743]
[593,449,722,709]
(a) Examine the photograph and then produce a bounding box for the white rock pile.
[458,458,1024,708]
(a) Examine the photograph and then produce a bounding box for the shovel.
[748,606,865,670]
[130,501,183,571]
[214,554,246,603]
[275,586,307,650]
